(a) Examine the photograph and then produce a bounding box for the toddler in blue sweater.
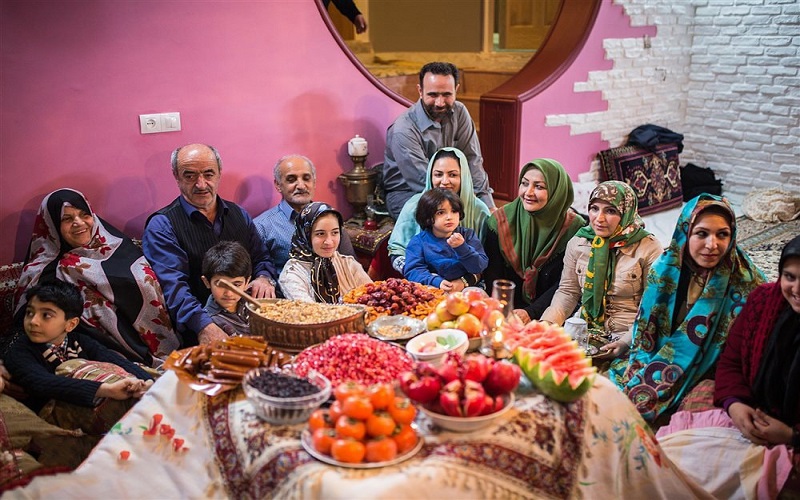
[403,188,488,292]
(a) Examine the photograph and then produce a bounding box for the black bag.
[627,124,685,153]
[680,162,722,201]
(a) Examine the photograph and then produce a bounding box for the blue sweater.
[403,227,488,288]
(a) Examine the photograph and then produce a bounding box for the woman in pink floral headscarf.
[13,189,179,367]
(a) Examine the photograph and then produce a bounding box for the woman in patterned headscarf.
[13,189,179,367]
[483,159,586,322]
[609,194,766,422]
[541,181,663,359]
[279,202,371,303]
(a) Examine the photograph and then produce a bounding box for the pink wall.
[1,0,646,264]
[519,2,654,175]
[0,0,404,263]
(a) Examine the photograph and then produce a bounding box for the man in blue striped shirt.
[254,154,355,277]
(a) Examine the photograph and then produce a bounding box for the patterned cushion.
[598,144,683,215]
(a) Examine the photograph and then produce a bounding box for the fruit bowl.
[419,393,515,432]
[405,329,468,367]
[242,368,331,425]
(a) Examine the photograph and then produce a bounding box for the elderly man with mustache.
[143,144,278,346]
[254,154,355,277]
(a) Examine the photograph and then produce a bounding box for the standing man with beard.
[382,62,495,219]
[143,144,278,346]
[254,154,355,276]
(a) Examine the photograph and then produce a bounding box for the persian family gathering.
[1,0,798,498]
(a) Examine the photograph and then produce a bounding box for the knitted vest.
[149,197,250,305]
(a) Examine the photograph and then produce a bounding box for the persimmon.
[335,416,366,441]
[334,381,365,403]
[342,396,373,420]
[311,428,336,455]
[308,409,332,432]
[328,400,344,423]
[365,437,398,463]
[365,411,396,438]
[366,383,395,410]
[392,424,418,454]
[387,397,416,425]
[331,439,366,463]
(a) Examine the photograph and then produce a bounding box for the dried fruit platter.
[343,278,444,324]
[164,336,292,396]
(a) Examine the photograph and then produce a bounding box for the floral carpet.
[736,216,799,282]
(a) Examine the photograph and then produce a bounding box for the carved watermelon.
[510,321,597,403]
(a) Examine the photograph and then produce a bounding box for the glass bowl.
[242,368,331,425]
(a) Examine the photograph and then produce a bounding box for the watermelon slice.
[511,321,597,403]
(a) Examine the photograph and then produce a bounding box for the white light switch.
[139,112,181,134]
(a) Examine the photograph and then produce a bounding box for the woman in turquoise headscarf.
[609,194,765,422]
[388,147,491,284]
[541,181,663,359]
[483,159,585,322]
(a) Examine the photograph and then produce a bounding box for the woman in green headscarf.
[483,159,585,322]
[541,181,663,359]
[388,147,491,281]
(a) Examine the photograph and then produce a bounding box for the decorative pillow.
[597,144,683,215]
[55,359,132,383]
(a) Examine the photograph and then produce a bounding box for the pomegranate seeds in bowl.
[294,334,414,387]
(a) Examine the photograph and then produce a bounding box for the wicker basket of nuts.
[246,299,367,353]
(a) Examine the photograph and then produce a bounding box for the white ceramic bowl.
[405,329,468,366]
[419,393,515,433]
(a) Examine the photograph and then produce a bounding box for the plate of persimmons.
[300,381,423,468]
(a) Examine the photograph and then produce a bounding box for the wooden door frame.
[479,0,601,201]
[314,0,602,201]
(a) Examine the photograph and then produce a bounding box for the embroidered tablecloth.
[9,372,712,499]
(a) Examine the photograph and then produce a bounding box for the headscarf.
[387,147,491,258]
[14,189,179,366]
[574,181,651,329]
[485,159,585,301]
[289,202,343,304]
[751,234,800,426]
[609,194,766,421]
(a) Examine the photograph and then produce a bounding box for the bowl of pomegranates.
[399,352,522,433]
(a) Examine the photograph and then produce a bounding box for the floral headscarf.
[574,181,651,329]
[609,194,766,421]
[289,202,343,304]
[486,159,585,301]
[14,189,179,366]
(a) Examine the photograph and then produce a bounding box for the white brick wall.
[548,0,799,206]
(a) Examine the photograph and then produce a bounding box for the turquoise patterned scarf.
[608,194,766,421]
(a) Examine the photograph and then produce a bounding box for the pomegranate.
[483,361,521,396]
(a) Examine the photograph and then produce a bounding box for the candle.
[348,135,368,156]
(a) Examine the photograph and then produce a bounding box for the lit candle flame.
[493,330,503,343]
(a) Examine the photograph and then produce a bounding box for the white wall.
[546,0,799,206]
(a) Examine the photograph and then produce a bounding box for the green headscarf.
[575,181,650,329]
[486,159,585,301]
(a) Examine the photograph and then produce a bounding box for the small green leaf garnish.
[436,334,459,349]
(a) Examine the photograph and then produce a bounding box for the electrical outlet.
[139,114,162,134]
[139,112,181,134]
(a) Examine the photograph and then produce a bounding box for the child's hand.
[446,233,465,248]
[126,379,154,399]
[439,280,454,292]
[97,379,138,401]
[451,279,466,292]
